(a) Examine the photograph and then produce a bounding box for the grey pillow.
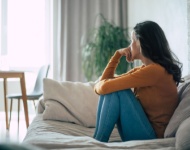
[176,117,190,150]
[164,81,190,137]
[177,81,190,103]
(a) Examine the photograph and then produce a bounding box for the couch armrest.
[36,98,45,114]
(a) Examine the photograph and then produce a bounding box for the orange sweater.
[94,51,178,138]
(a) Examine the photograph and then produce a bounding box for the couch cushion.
[176,117,190,150]
[177,81,190,103]
[23,114,175,149]
[164,81,190,137]
[43,78,99,127]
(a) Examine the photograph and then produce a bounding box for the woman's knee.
[116,89,135,101]
[101,92,118,101]
[100,92,120,108]
[117,89,133,95]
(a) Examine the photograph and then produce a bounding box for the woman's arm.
[100,47,132,80]
[95,64,163,95]
[99,50,122,81]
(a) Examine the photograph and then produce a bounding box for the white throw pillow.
[42,78,99,127]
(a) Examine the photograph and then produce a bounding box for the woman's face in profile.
[130,31,141,60]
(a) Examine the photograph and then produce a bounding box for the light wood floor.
[0,111,35,143]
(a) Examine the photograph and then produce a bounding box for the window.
[0,1,1,56]
[0,0,50,71]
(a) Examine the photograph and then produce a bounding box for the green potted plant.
[82,15,133,81]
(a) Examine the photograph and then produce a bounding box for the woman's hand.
[118,47,133,62]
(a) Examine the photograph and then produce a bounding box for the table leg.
[20,74,29,128]
[3,78,9,130]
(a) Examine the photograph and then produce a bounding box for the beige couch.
[22,75,190,150]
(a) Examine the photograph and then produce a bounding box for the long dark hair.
[134,21,182,85]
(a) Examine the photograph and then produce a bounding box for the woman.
[93,21,182,142]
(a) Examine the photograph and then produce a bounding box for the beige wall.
[188,0,190,73]
[127,0,189,76]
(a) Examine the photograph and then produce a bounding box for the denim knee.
[94,92,120,142]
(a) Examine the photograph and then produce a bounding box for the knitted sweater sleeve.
[94,51,163,95]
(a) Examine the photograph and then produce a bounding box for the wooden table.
[0,71,29,129]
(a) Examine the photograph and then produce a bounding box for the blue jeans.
[93,89,156,142]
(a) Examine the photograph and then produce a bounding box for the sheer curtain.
[53,0,128,82]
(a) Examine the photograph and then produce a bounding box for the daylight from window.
[6,0,46,69]
[0,1,2,56]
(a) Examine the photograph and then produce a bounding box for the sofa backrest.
[164,74,190,138]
